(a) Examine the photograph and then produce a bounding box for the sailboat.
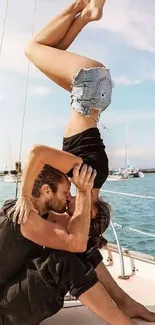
[3,139,21,183]
[122,126,144,178]
[108,126,144,181]
[4,173,18,183]
[107,171,127,181]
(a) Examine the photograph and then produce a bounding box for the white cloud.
[0,0,73,76]
[109,148,145,158]
[0,31,30,74]
[116,112,155,123]
[114,76,145,86]
[96,0,155,53]
[0,0,155,85]
[102,110,155,126]
[29,85,52,96]
[114,72,155,86]
[24,112,68,133]
[35,114,67,131]
[0,0,154,170]
[108,147,155,169]
[0,94,4,102]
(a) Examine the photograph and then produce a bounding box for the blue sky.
[0,0,155,170]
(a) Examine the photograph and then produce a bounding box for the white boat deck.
[103,245,155,306]
[41,305,155,325]
[113,275,155,306]
[41,245,155,325]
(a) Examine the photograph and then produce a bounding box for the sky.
[0,0,155,171]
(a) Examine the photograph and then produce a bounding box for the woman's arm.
[21,144,82,197]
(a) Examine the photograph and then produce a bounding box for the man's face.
[45,176,71,213]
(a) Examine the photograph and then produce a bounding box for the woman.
[13,0,112,247]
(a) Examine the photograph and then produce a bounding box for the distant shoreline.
[0,169,155,177]
[140,170,155,173]
[109,169,155,174]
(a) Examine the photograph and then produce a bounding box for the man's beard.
[45,199,67,213]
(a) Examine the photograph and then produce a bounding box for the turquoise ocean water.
[0,174,155,256]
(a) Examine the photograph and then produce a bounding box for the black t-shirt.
[63,128,109,189]
[0,199,103,290]
[0,200,47,290]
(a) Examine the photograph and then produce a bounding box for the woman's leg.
[25,0,106,91]
[32,0,90,47]
[56,0,105,50]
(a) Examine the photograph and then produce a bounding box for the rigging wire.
[100,189,155,200]
[15,0,37,199]
[0,0,9,56]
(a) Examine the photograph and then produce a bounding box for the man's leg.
[1,249,134,325]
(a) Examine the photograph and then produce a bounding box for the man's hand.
[71,164,97,192]
[8,196,38,225]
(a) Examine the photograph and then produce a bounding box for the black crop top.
[63,127,109,189]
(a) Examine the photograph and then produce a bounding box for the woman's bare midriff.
[64,109,99,137]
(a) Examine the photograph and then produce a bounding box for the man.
[0,163,136,325]
[6,163,155,324]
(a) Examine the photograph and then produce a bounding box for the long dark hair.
[89,198,111,249]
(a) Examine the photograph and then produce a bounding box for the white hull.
[4,174,21,183]
[107,175,125,181]
[123,169,145,178]
[4,176,17,183]
[138,172,144,178]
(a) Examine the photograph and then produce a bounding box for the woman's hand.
[8,196,38,225]
[71,164,97,192]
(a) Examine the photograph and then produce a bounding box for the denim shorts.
[70,67,114,120]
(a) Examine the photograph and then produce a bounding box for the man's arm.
[21,144,82,197]
[21,165,96,252]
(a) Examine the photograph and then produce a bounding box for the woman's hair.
[89,198,111,249]
[32,164,65,198]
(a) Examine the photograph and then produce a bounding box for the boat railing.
[110,219,155,279]
[101,189,155,279]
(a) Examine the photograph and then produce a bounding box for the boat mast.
[125,125,129,168]
[0,0,9,174]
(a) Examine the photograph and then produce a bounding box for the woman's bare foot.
[81,0,106,21]
[74,0,90,12]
